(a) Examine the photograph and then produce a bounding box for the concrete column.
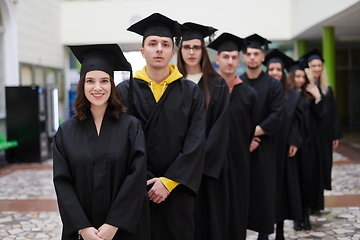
[322,26,336,95]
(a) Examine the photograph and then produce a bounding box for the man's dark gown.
[241,71,284,234]
[118,77,205,240]
[228,82,258,239]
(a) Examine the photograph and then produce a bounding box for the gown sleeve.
[105,120,147,234]
[288,96,303,148]
[250,87,259,142]
[327,86,343,140]
[259,79,284,137]
[202,80,230,180]
[53,124,93,237]
[163,86,206,195]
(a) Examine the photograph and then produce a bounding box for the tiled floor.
[0,140,360,239]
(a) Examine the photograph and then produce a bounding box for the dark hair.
[142,37,175,49]
[177,40,219,111]
[287,70,312,100]
[266,66,287,97]
[73,73,124,120]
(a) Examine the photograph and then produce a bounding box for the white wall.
[290,0,359,38]
[61,0,292,48]
[0,0,19,86]
[15,0,63,68]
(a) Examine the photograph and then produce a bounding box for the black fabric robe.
[295,94,326,211]
[241,71,284,234]
[193,76,230,240]
[117,77,205,240]
[227,82,258,240]
[318,85,343,190]
[53,110,150,240]
[275,89,303,223]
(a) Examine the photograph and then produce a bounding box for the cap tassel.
[128,70,135,104]
[174,21,181,48]
[208,27,217,43]
[263,40,269,53]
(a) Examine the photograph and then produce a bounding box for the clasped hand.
[80,224,118,240]
[147,177,170,204]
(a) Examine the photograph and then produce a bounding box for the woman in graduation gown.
[265,50,303,240]
[302,49,343,202]
[177,23,230,240]
[53,44,150,240]
[288,59,325,231]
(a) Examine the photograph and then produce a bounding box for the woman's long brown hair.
[287,70,313,100]
[73,73,124,120]
[177,40,219,111]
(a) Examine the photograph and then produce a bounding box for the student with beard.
[287,59,325,231]
[208,32,258,240]
[177,22,230,240]
[302,49,343,213]
[264,49,303,239]
[117,13,206,240]
[53,44,150,240]
[241,34,284,240]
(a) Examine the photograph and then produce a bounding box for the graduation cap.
[181,22,217,42]
[263,49,293,70]
[301,48,324,64]
[287,55,312,72]
[243,33,271,53]
[127,13,187,47]
[68,43,132,79]
[286,59,303,72]
[207,32,246,53]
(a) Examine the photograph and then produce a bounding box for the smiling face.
[267,62,283,81]
[181,39,203,69]
[294,69,306,89]
[308,59,323,80]
[216,50,240,76]
[84,70,111,109]
[140,35,175,70]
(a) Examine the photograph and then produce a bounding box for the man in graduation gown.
[241,34,284,240]
[117,13,206,240]
[208,32,258,240]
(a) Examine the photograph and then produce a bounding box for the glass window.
[351,50,360,67]
[20,65,33,86]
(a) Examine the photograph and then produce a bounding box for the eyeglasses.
[182,45,202,51]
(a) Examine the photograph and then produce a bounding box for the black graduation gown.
[295,94,326,211]
[193,76,230,240]
[227,82,258,240]
[53,110,150,240]
[274,89,303,223]
[118,77,206,240]
[318,85,343,190]
[241,71,284,234]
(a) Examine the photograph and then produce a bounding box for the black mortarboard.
[207,32,246,53]
[127,13,186,47]
[68,43,131,78]
[301,48,324,63]
[181,22,217,42]
[287,59,306,72]
[243,33,271,53]
[263,49,293,70]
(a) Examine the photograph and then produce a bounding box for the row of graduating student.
[52,12,342,240]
